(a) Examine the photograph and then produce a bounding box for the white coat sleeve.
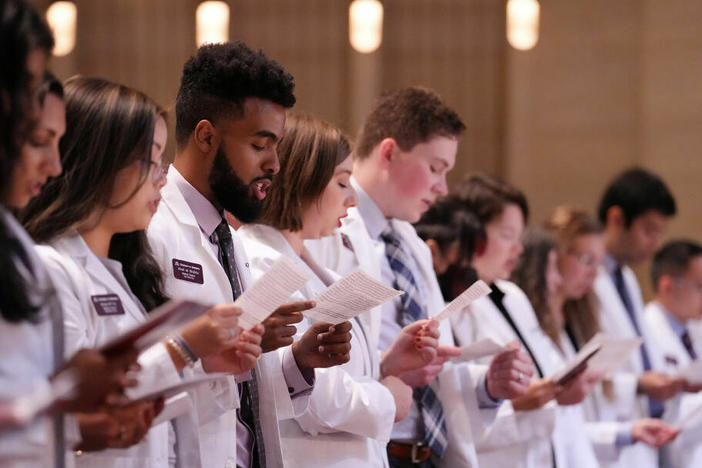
[294,365,396,441]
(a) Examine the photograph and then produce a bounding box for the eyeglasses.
[567,250,600,268]
[148,159,168,183]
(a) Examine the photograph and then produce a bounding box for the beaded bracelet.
[167,336,197,368]
[174,334,199,363]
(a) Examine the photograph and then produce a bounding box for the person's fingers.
[240,329,263,345]
[318,342,352,355]
[436,345,462,358]
[234,341,262,358]
[330,321,353,334]
[319,331,352,344]
[248,323,265,336]
[415,336,438,350]
[275,301,316,315]
[279,325,298,338]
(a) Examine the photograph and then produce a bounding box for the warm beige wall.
[503,0,702,297]
[30,0,702,297]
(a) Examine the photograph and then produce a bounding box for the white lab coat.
[591,265,665,467]
[453,279,598,468]
[146,167,301,468]
[0,207,76,467]
[239,223,395,468]
[644,301,702,468]
[307,206,482,468]
[35,232,200,468]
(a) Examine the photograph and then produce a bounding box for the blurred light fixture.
[507,0,540,51]
[46,1,77,57]
[349,0,383,53]
[196,1,230,46]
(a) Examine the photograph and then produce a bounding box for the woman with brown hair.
[21,76,263,467]
[513,205,679,467]
[239,112,442,467]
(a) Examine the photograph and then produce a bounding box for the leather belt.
[387,440,433,463]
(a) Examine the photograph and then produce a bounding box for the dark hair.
[354,86,465,160]
[651,240,702,289]
[22,76,168,311]
[511,227,558,345]
[451,173,529,225]
[260,113,350,231]
[597,167,676,228]
[175,41,296,148]
[0,0,54,195]
[415,198,486,265]
[0,70,61,323]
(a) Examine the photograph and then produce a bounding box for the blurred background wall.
[30,0,702,297]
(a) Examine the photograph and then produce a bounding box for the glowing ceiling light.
[349,0,383,54]
[46,1,77,57]
[196,1,230,47]
[507,0,540,51]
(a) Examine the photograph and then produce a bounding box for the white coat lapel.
[53,234,146,324]
[160,173,234,301]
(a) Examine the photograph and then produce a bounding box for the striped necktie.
[210,219,266,467]
[381,225,448,458]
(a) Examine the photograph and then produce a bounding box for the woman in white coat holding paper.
[239,113,442,468]
[21,77,263,467]
[451,175,599,468]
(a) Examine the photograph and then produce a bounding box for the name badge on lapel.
[172,258,204,284]
[91,294,125,316]
[665,355,679,366]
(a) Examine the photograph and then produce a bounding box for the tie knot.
[380,225,400,247]
[211,218,232,245]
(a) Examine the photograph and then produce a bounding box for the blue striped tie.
[381,225,448,458]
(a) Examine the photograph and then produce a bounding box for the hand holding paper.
[235,256,313,329]
[432,280,491,322]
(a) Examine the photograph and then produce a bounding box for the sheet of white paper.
[678,360,702,385]
[451,338,510,363]
[130,372,230,402]
[551,341,601,384]
[432,280,491,322]
[234,255,313,329]
[305,270,403,325]
[151,392,193,427]
[585,333,644,376]
[100,299,211,355]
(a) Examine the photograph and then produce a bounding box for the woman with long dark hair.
[21,76,263,467]
[0,3,137,463]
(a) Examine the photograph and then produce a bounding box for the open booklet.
[551,332,644,385]
[304,270,403,325]
[235,255,313,329]
[551,341,601,385]
[451,338,512,363]
[432,280,492,322]
[100,300,212,355]
[129,372,230,402]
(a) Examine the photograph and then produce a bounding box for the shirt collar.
[170,166,223,238]
[602,252,620,275]
[658,301,688,338]
[351,176,390,240]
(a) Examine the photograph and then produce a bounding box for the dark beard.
[208,145,265,223]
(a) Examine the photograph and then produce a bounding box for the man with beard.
[147,42,352,468]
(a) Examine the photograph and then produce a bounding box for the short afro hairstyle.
[175,41,296,148]
[354,86,465,160]
[597,167,676,228]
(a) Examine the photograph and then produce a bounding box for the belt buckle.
[411,441,426,463]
